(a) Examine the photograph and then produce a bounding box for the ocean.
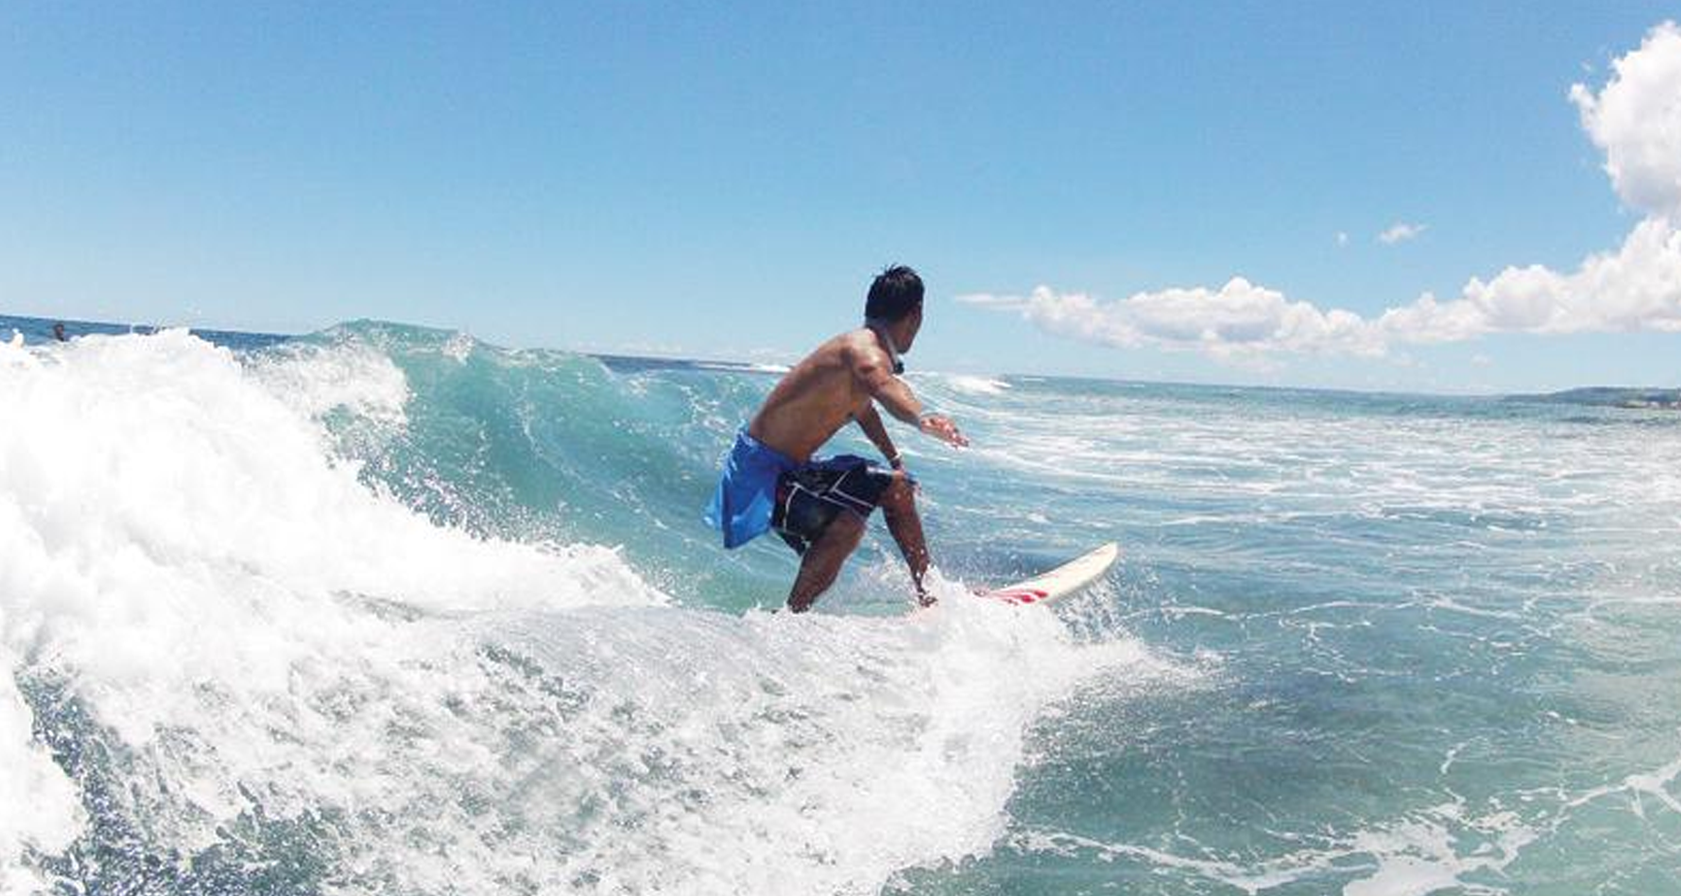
[2,315,1678,894]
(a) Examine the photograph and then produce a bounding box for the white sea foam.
[245,336,412,427]
[0,330,1165,893]
[396,588,1179,895]
[1014,795,1540,896]
[1563,737,1681,817]
[942,374,1012,396]
[0,330,672,889]
[441,329,475,363]
[0,645,82,894]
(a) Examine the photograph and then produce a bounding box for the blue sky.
[3,2,1679,392]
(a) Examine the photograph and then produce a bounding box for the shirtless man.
[704,265,968,612]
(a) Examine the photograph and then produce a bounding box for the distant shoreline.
[1503,386,1681,410]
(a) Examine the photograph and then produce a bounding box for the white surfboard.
[975,542,1119,606]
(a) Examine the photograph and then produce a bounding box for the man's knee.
[880,472,916,516]
[827,510,866,548]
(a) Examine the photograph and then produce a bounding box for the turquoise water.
[2,316,1679,894]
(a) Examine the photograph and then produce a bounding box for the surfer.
[705,265,969,612]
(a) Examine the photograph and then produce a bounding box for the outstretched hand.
[919,413,969,448]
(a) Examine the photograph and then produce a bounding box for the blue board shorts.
[705,430,902,554]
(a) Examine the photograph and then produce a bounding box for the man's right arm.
[854,345,922,424]
[849,341,969,448]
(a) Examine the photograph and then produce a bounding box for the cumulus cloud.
[962,21,1681,365]
[957,279,1384,361]
[1570,21,1681,219]
[1378,222,1428,245]
[964,216,1681,360]
[1378,218,1681,341]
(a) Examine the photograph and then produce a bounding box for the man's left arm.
[855,403,904,471]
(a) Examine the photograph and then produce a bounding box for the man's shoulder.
[786,329,875,376]
[830,327,886,362]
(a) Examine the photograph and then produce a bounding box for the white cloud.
[964,215,1681,361]
[1570,21,1681,219]
[961,20,1681,366]
[1336,231,1350,247]
[1384,216,1681,339]
[949,292,1030,310]
[957,278,1384,361]
[1378,222,1427,245]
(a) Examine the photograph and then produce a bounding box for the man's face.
[899,306,923,352]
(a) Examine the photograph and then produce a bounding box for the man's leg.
[878,472,934,605]
[787,510,866,613]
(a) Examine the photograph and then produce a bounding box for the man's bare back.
[750,330,906,460]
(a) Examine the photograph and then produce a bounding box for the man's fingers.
[920,414,969,448]
[940,420,967,447]
[940,420,968,447]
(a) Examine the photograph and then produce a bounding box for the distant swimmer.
[52,323,66,341]
[704,265,968,612]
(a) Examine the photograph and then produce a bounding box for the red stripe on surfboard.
[980,588,1049,605]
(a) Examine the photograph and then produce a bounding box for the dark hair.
[865,265,924,321]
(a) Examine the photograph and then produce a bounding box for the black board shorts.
[771,456,899,555]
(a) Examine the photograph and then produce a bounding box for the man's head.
[865,265,924,352]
